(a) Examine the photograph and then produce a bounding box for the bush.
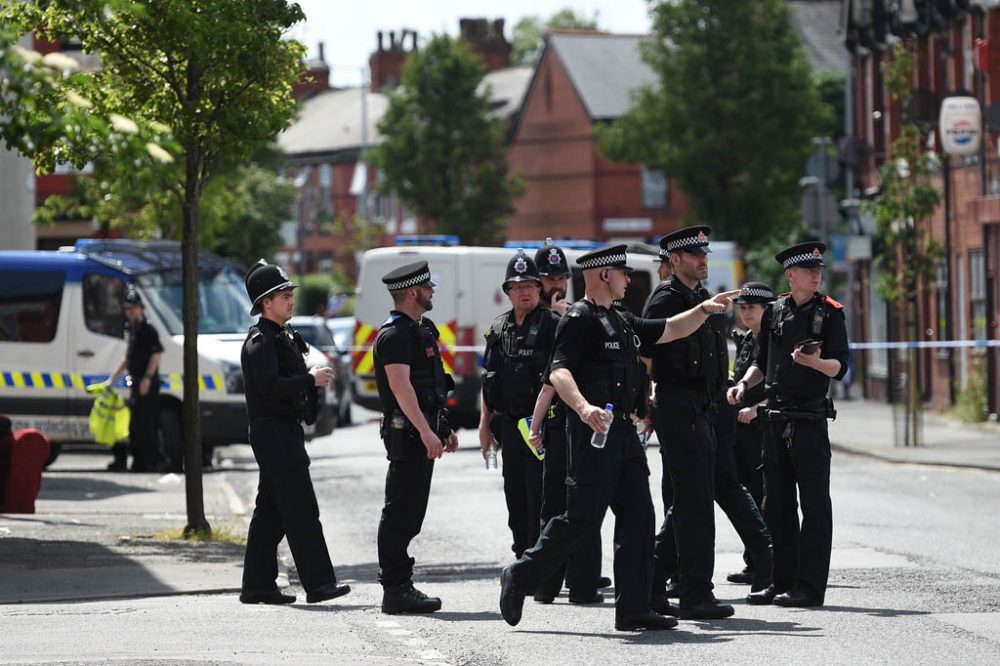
[297,273,334,316]
[951,354,988,423]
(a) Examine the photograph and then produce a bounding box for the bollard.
[0,427,51,514]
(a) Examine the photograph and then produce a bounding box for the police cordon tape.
[343,340,1000,355]
[848,339,1000,350]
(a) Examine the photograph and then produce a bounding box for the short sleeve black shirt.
[126,317,163,382]
[754,293,849,402]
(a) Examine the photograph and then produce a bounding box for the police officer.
[499,245,738,632]
[240,259,350,606]
[729,242,848,608]
[526,240,609,605]
[644,226,747,620]
[374,261,459,614]
[107,286,166,473]
[727,281,774,585]
[479,250,559,561]
[535,238,571,316]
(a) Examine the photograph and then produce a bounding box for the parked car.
[289,315,353,427]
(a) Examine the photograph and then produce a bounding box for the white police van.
[0,239,334,465]
[350,237,662,429]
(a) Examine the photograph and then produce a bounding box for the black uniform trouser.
[761,415,832,602]
[713,399,771,580]
[734,421,765,567]
[377,453,435,588]
[536,416,602,597]
[651,404,678,590]
[243,417,337,594]
[509,415,654,618]
[118,388,162,472]
[498,415,544,558]
[656,386,716,605]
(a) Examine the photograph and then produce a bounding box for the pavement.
[1,399,998,607]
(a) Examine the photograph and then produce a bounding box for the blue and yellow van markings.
[0,371,225,391]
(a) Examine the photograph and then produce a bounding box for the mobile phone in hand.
[796,339,821,354]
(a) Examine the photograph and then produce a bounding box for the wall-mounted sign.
[939,96,982,156]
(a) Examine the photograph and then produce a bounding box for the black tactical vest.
[379,314,453,413]
[652,277,727,389]
[567,300,644,415]
[765,293,829,387]
[481,306,555,417]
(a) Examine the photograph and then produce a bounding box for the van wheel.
[43,442,62,469]
[159,407,184,473]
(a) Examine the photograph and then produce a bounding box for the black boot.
[381,582,442,614]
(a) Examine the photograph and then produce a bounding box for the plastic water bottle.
[486,446,498,470]
[590,403,614,449]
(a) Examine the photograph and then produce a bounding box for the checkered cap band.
[740,287,774,300]
[658,247,670,258]
[578,252,627,269]
[782,252,823,269]
[385,269,432,291]
[666,236,708,252]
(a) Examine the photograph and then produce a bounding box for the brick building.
[843,2,1000,417]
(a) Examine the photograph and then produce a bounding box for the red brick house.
[843,3,1000,417]
[505,32,688,243]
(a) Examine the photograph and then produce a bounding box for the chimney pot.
[389,31,396,49]
[377,31,383,52]
[318,41,325,62]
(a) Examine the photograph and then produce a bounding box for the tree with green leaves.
[0,0,305,536]
[598,0,825,248]
[510,8,598,66]
[865,42,942,444]
[372,34,523,246]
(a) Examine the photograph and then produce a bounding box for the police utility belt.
[760,397,837,422]
[380,407,452,461]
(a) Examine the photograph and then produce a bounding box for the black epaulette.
[248,325,262,341]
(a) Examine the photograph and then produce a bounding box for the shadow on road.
[37,475,155,502]
[0,538,176,604]
[819,605,930,618]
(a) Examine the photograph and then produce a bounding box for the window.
[970,249,987,341]
[641,166,668,209]
[0,270,65,343]
[83,274,126,338]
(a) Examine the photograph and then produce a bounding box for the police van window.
[0,270,65,343]
[83,274,126,338]
[569,268,651,316]
[619,271,651,316]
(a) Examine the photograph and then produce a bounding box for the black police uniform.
[531,241,604,601]
[730,282,775,578]
[502,246,670,629]
[481,252,560,558]
[752,243,848,606]
[644,272,722,607]
[373,262,454,610]
[111,288,166,473]
[240,260,346,605]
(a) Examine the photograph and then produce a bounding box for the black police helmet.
[502,249,542,292]
[245,259,298,316]
[533,238,570,277]
[122,285,143,308]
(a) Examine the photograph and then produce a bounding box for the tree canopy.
[372,34,523,246]
[0,0,305,535]
[598,0,825,248]
[510,8,598,65]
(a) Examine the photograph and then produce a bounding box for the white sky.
[287,0,653,87]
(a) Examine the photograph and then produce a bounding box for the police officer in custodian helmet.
[499,245,739,632]
[239,260,350,606]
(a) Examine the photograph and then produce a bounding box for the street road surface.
[3,410,1000,665]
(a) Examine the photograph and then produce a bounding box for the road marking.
[932,612,1000,643]
[371,616,453,665]
[218,474,246,516]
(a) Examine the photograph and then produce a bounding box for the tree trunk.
[181,146,210,537]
